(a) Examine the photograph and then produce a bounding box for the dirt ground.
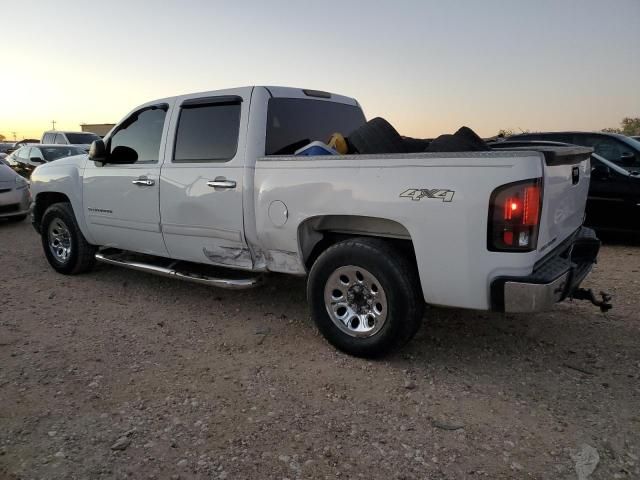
[1,219,638,480]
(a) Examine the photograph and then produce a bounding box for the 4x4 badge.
[400,188,455,202]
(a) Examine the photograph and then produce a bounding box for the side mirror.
[30,156,45,164]
[109,146,138,164]
[89,139,107,162]
[591,162,611,180]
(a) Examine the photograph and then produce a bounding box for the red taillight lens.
[488,179,542,251]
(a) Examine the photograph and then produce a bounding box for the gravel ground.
[1,219,639,480]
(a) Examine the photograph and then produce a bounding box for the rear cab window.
[265,98,366,155]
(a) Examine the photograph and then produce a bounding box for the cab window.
[173,99,241,163]
[109,105,168,164]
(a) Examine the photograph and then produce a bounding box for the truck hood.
[32,154,87,176]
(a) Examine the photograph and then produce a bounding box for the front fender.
[31,156,96,245]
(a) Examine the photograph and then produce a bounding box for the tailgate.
[534,146,592,261]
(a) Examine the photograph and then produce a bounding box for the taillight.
[488,179,542,251]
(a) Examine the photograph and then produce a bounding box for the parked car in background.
[508,131,640,175]
[0,142,14,153]
[0,162,30,222]
[6,139,39,154]
[492,140,640,234]
[5,145,86,179]
[588,152,640,233]
[0,142,14,161]
[41,131,101,151]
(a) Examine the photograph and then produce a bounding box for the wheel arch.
[33,192,72,233]
[297,215,418,272]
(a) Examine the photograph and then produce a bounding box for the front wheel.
[307,237,424,357]
[41,202,96,274]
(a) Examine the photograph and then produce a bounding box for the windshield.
[623,136,640,150]
[265,98,366,155]
[41,146,86,161]
[65,133,101,144]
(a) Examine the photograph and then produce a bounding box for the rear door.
[159,89,252,268]
[83,103,172,256]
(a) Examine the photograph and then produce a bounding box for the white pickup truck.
[29,86,608,357]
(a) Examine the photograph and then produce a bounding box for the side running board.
[95,250,262,290]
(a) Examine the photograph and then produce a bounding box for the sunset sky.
[1,0,638,141]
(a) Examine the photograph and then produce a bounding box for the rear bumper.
[491,227,600,312]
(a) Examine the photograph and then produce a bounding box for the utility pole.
[12,131,16,141]
[51,120,57,130]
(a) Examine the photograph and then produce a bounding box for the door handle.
[132,177,155,186]
[207,179,236,189]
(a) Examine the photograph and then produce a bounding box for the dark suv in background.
[507,132,640,233]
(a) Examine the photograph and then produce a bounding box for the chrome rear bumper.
[491,227,600,313]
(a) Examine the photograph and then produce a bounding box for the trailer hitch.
[571,288,612,312]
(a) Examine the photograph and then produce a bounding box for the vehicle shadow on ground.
[92,262,638,377]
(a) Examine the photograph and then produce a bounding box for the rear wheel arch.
[297,215,419,273]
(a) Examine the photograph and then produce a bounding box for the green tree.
[0,133,5,141]
[620,117,640,136]
[603,117,640,136]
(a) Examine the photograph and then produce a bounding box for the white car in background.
[0,162,30,222]
[41,131,102,151]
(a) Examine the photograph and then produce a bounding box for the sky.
[1,0,638,140]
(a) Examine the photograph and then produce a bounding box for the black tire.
[307,237,424,357]
[6,214,27,222]
[41,202,96,274]
[348,117,408,155]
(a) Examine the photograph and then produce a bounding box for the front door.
[159,91,252,268]
[587,156,639,232]
[83,103,171,256]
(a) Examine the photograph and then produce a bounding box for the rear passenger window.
[173,100,241,163]
[43,133,54,143]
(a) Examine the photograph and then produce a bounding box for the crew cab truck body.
[29,86,602,357]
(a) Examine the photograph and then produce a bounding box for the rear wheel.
[41,202,96,274]
[307,237,423,357]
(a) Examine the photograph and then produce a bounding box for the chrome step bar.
[95,252,261,290]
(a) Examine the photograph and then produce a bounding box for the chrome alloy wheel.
[47,218,72,263]
[323,266,388,338]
